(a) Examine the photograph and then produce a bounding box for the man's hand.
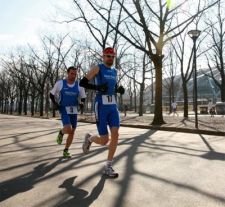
[116,86,125,95]
[97,83,108,92]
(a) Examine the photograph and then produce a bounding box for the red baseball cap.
[103,47,116,56]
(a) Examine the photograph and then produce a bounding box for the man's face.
[67,69,77,81]
[103,54,115,66]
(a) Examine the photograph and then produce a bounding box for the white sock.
[106,160,112,167]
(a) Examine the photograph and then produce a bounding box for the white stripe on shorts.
[94,102,99,122]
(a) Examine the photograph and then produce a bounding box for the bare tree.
[205,0,225,101]
[1,54,31,115]
[171,32,195,118]
[162,47,178,113]
[75,0,219,124]
[0,71,10,113]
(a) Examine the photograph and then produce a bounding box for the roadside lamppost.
[188,29,201,128]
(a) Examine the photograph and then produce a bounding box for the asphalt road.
[1,114,225,207]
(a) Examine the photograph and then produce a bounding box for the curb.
[1,114,224,136]
[120,124,225,136]
[79,120,225,136]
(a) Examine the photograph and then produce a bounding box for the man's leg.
[90,135,109,145]
[102,107,120,178]
[58,114,77,157]
[60,125,74,157]
[82,130,109,154]
[108,127,119,161]
[63,114,77,157]
[102,128,119,178]
[57,109,70,145]
[82,104,109,153]
[63,126,75,149]
[89,127,119,161]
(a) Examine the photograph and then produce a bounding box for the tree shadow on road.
[112,130,155,207]
[0,158,62,202]
[0,128,58,140]
[118,132,225,206]
[199,134,225,160]
[0,130,58,149]
[185,119,221,131]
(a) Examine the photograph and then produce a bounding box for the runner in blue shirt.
[50,66,86,158]
[80,47,125,178]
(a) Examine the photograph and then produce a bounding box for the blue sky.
[0,0,45,33]
[0,0,76,53]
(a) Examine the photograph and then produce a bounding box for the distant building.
[144,67,221,110]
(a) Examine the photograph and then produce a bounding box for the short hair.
[67,66,78,73]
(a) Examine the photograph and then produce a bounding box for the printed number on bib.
[102,95,116,105]
[66,106,78,114]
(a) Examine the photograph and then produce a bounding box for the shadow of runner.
[0,158,62,202]
[57,175,108,207]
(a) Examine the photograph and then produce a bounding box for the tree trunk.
[152,55,165,125]
[39,93,44,117]
[18,88,23,115]
[182,81,189,118]
[129,92,133,110]
[23,85,30,115]
[220,80,225,102]
[52,108,56,117]
[151,69,154,104]
[23,95,28,115]
[31,95,35,116]
[35,97,39,114]
[10,99,14,114]
[45,83,50,117]
[171,77,175,102]
[133,80,137,112]
[0,99,3,113]
[4,99,8,114]
[139,83,144,116]
[169,86,172,114]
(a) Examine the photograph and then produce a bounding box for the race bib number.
[102,95,116,105]
[65,106,78,114]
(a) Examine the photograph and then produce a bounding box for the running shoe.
[56,130,64,145]
[82,133,92,154]
[63,150,71,158]
[103,165,119,178]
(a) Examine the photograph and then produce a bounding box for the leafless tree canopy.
[0,0,224,124]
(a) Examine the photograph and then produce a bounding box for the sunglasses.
[104,55,115,58]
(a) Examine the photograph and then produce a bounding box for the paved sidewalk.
[1,114,225,207]
[78,112,225,135]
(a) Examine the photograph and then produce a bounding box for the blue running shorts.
[59,107,78,128]
[94,102,120,136]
